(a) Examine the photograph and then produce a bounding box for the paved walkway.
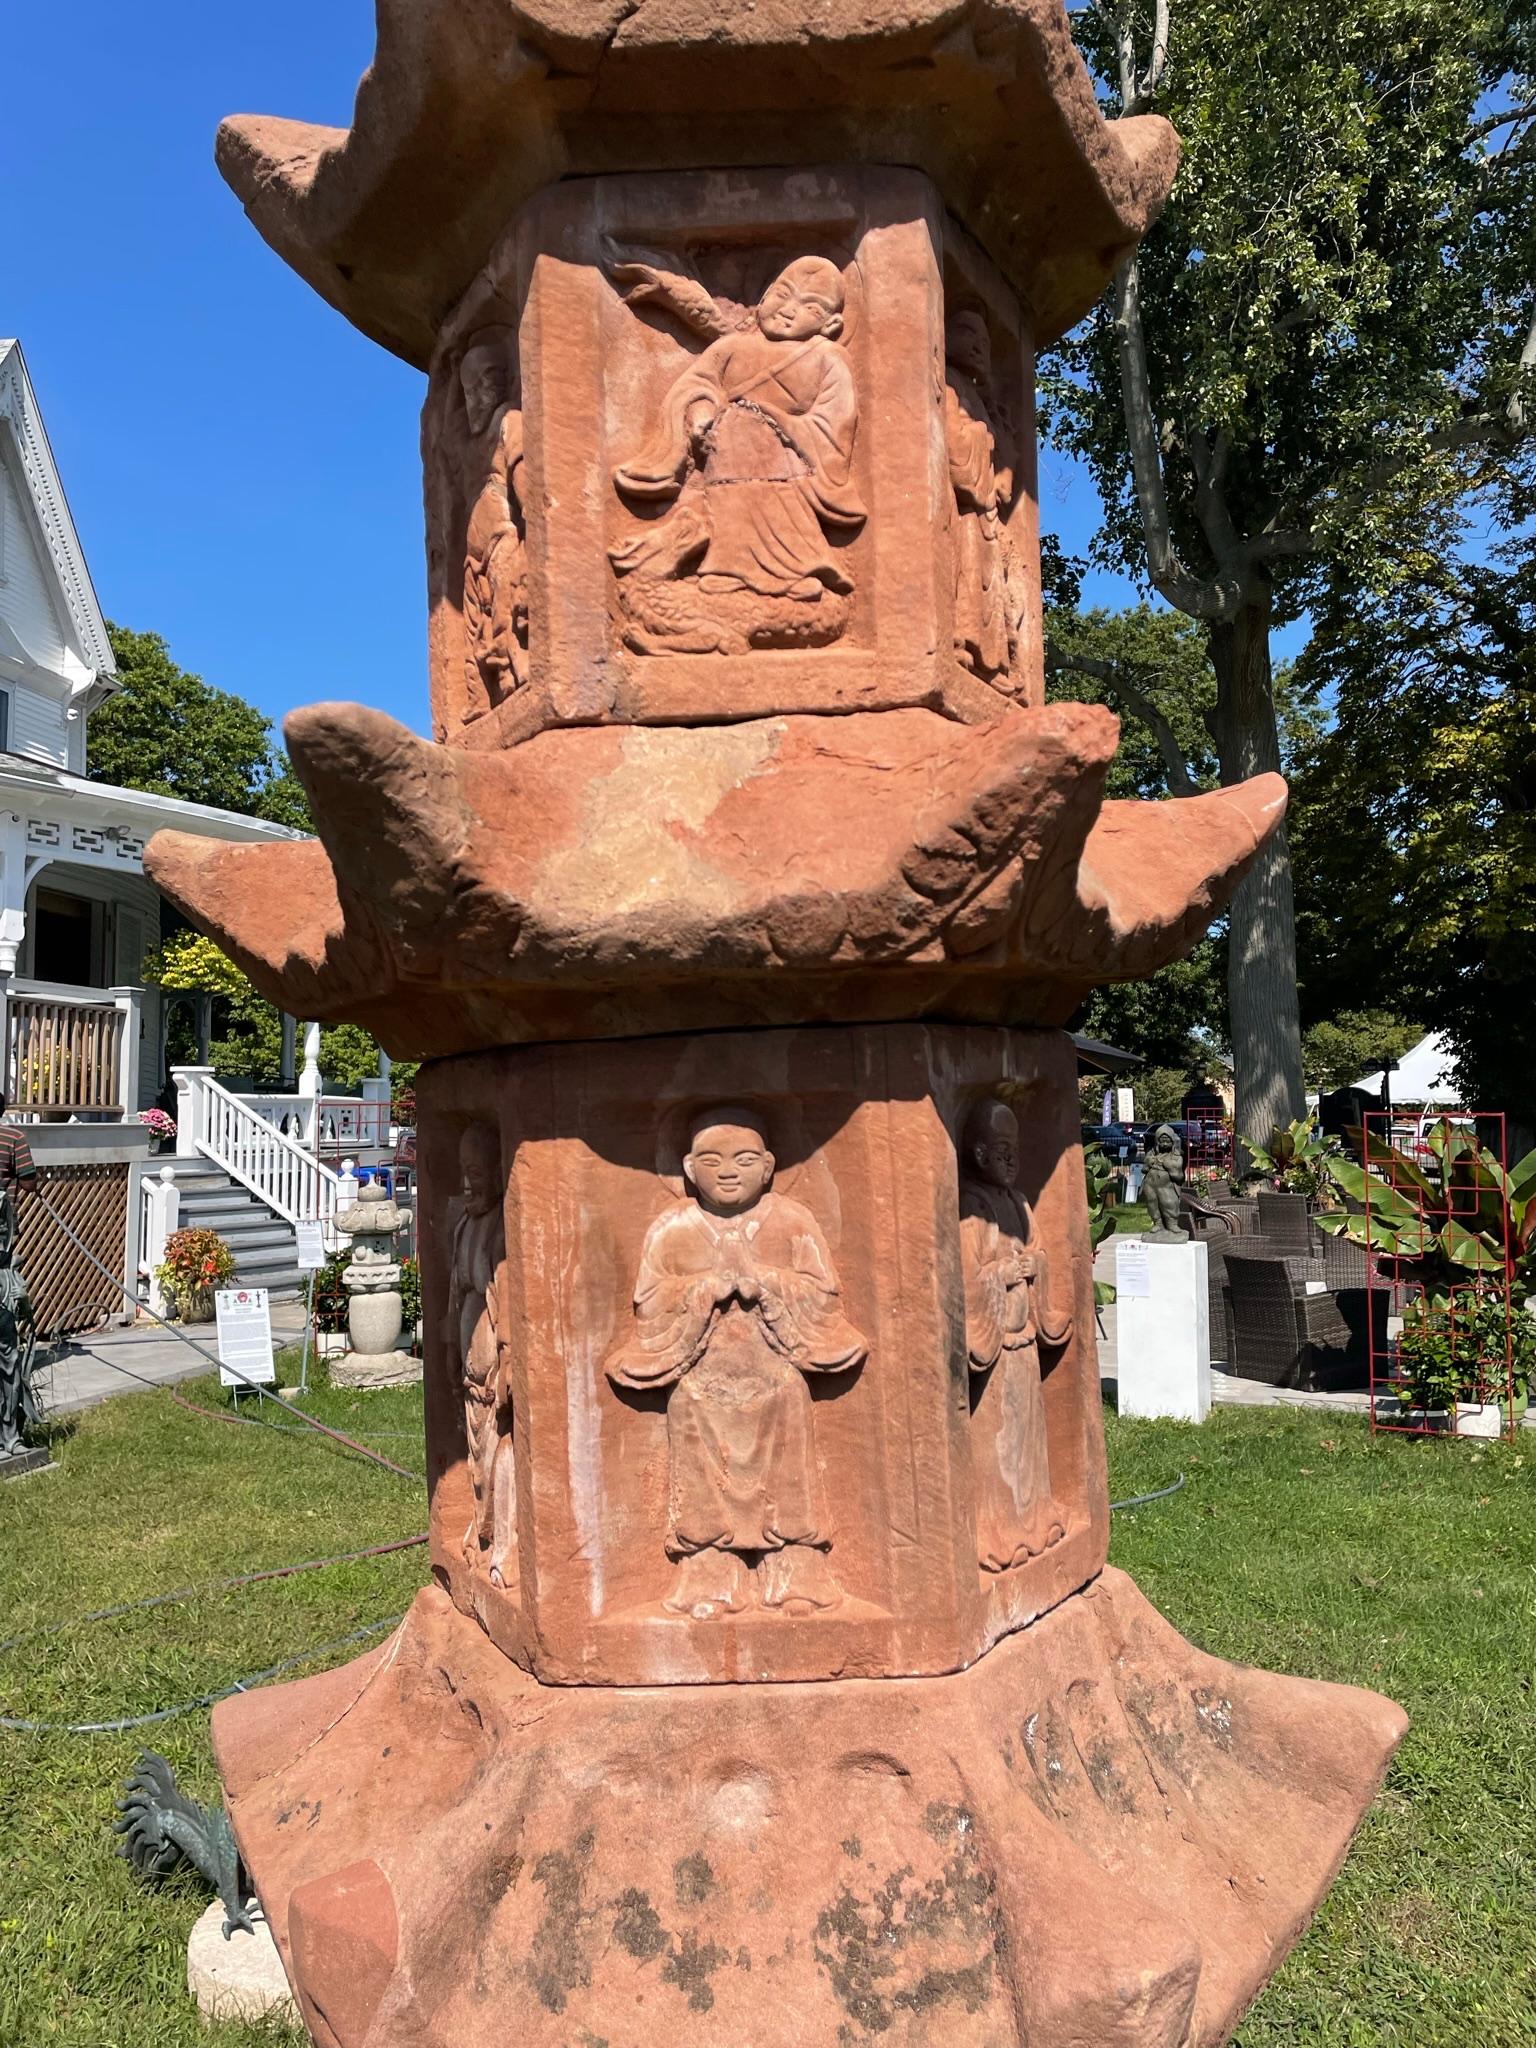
[37,1303,310,1417]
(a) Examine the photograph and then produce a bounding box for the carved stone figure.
[606,1107,867,1618]
[944,311,1016,684]
[449,1124,515,1586]
[1142,1123,1189,1241]
[459,331,527,719]
[609,257,865,654]
[0,1190,37,1462]
[959,1097,1070,1569]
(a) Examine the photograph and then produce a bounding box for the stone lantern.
[148,6,1405,2043]
[332,1179,417,1389]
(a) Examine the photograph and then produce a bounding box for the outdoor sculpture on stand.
[1142,1123,1191,1242]
[145,6,1407,2042]
[332,1180,418,1390]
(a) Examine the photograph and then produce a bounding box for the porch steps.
[159,1159,304,1299]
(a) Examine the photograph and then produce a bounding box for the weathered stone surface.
[215,0,1179,368]
[144,702,1285,1060]
[417,1024,1106,1687]
[214,1573,1406,2048]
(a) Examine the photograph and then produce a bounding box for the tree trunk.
[1208,587,1305,1158]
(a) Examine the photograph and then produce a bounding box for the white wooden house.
[0,339,332,1328]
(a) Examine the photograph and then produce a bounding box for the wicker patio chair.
[1179,1187,1246,1238]
[1255,1191,1314,1254]
[1222,1245,1368,1391]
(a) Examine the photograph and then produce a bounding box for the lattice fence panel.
[21,1163,129,1338]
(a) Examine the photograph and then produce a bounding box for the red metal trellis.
[1364,1110,1520,1441]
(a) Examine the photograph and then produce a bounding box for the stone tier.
[144,702,1285,1060]
[213,1573,1406,2048]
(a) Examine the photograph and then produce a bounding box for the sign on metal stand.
[215,1287,275,1402]
[295,1220,328,1396]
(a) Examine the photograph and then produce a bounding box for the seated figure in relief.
[608,257,866,653]
[448,1122,516,1588]
[605,1107,867,1619]
[959,1097,1071,1571]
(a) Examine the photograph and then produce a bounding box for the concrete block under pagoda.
[147,6,1407,2043]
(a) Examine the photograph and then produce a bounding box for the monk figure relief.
[459,331,528,719]
[944,312,1017,685]
[608,256,866,653]
[606,1108,867,1619]
[449,1123,516,1587]
[959,1097,1071,1570]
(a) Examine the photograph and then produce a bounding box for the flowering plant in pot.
[137,1107,176,1150]
[154,1227,235,1323]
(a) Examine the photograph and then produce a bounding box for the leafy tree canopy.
[1288,502,1536,1129]
[91,624,313,831]
[1300,1010,1422,1091]
[144,931,383,1095]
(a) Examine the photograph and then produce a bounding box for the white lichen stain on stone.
[533,721,785,924]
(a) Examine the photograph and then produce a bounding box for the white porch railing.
[173,1066,344,1228]
[237,1089,392,1161]
[7,979,141,1118]
[138,1163,181,1316]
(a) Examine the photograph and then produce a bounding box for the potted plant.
[1390,1288,1531,1435]
[1245,1113,1340,1208]
[1321,1121,1536,1437]
[137,1107,176,1154]
[154,1227,236,1324]
[1083,1145,1117,1305]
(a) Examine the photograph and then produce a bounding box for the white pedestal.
[1115,1237,1211,1422]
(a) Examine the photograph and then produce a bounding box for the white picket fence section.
[173,1067,345,1228]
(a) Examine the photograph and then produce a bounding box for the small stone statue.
[334,1180,419,1387]
[0,1189,39,1464]
[1141,1124,1189,1241]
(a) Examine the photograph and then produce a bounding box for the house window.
[31,889,98,988]
[0,691,11,754]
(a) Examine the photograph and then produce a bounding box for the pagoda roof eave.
[215,0,1178,368]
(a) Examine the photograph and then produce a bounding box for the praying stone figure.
[459,330,527,720]
[609,257,866,653]
[606,1107,867,1619]
[959,1097,1070,1570]
[0,1191,38,1463]
[1141,1123,1189,1241]
[448,1124,516,1586]
[944,311,1017,684]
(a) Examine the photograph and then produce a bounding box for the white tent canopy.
[1354,1031,1462,1107]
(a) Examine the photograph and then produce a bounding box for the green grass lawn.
[1,1370,1532,2045]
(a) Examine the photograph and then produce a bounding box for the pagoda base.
[213,1572,1404,2048]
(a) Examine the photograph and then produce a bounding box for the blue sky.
[10,3,1146,742]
